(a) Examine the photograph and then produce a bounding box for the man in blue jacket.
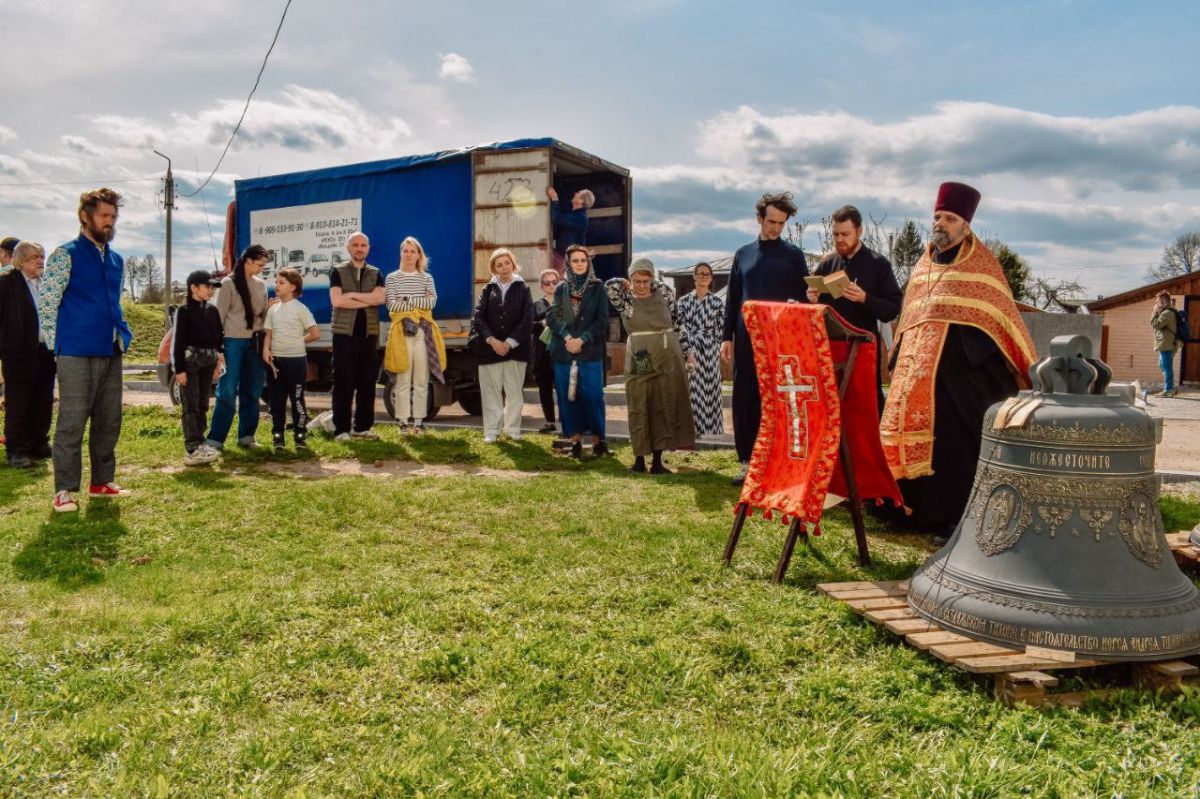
[40,187,133,513]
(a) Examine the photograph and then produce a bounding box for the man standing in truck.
[546,187,594,273]
[329,232,386,441]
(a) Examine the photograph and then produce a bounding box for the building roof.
[1085,271,1200,311]
[660,256,735,277]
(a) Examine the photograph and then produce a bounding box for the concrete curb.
[1159,471,1200,484]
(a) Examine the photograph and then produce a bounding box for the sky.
[2,0,1198,298]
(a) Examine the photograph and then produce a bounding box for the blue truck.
[161,138,632,417]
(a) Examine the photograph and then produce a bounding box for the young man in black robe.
[721,192,809,484]
[807,205,903,411]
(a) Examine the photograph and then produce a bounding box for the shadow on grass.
[13,501,127,589]
[0,459,51,507]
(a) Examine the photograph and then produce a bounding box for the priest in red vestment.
[879,182,1036,542]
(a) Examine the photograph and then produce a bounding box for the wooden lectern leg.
[723,502,750,564]
[773,519,805,583]
[838,437,871,566]
[848,497,870,566]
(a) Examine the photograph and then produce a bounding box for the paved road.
[121,382,1200,473]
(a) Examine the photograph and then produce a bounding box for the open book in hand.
[804,270,851,299]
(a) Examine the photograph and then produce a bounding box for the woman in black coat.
[471,248,534,442]
[530,268,561,433]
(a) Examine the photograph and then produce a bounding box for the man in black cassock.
[806,205,903,411]
[721,192,809,485]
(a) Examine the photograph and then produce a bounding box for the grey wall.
[1021,312,1103,361]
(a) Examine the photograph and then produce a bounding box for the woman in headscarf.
[675,261,725,437]
[606,257,695,473]
[547,244,610,459]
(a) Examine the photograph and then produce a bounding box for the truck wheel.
[383,376,439,421]
[426,385,440,421]
[168,372,182,407]
[457,390,482,417]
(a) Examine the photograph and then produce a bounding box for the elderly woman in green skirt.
[606,258,695,473]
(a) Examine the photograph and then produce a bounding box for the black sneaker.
[294,432,308,450]
[592,441,611,457]
[570,442,583,459]
[8,454,32,469]
[272,433,286,452]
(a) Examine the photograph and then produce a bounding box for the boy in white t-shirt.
[262,268,319,451]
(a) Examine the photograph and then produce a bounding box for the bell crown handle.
[1030,335,1111,396]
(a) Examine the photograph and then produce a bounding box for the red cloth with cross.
[738,301,902,526]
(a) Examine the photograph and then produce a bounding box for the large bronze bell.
[908,336,1200,661]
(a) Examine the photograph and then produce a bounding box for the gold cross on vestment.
[775,356,819,460]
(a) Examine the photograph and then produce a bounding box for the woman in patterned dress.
[676,262,725,437]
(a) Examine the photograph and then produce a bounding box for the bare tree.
[1028,276,1088,311]
[1148,231,1200,281]
[137,254,164,304]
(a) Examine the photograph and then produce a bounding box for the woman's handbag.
[466,284,495,357]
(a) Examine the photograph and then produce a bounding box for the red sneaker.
[53,491,79,513]
[88,482,131,498]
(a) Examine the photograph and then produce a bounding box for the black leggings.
[269,355,309,435]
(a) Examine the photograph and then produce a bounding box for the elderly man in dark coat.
[0,241,56,467]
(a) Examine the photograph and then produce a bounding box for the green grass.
[122,301,167,363]
[1,407,1199,796]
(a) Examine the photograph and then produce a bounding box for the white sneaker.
[483,434,498,443]
[350,429,379,440]
[53,490,78,513]
[199,444,221,459]
[507,432,523,441]
[184,449,211,466]
[334,433,352,443]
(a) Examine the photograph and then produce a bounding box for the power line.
[0,176,159,188]
[181,0,294,198]
[196,157,220,270]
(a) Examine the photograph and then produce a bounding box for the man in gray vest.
[329,232,385,440]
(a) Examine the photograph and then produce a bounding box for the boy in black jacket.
[174,271,225,465]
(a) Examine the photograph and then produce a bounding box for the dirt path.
[120,388,1200,473]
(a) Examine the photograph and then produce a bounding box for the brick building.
[1086,273,1200,387]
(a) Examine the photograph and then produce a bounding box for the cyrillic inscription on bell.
[908,335,1200,660]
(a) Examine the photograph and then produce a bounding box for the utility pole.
[154,150,174,312]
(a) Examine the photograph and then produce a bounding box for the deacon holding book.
[721,192,809,485]
[806,205,903,410]
[878,182,1035,541]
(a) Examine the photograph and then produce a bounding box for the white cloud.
[0,125,17,144]
[632,101,1200,294]
[61,135,102,156]
[439,53,475,83]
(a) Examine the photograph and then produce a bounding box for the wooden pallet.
[1167,531,1200,571]
[817,580,1200,707]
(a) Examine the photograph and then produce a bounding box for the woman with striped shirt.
[384,237,442,432]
